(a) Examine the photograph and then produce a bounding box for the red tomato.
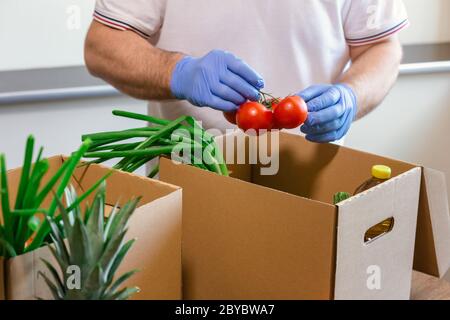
[273,96,308,129]
[223,110,237,125]
[236,102,273,134]
[268,99,281,129]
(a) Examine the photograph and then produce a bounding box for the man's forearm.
[340,37,403,119]
[85,21,183,100]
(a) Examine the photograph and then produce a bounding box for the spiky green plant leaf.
[40,258,65,296]
[106,238,136,285]
[42,185,139,300]
[27,139,93,252]
[38,271,64,300]
[0,238,16,258]
[47,219,70,266]
[107,269,139,296]
[1,137,97,258]
[0,154,13,246]
[106,286,140,300]
[14,136,34,209]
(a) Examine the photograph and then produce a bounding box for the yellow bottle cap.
[372,165,392,180]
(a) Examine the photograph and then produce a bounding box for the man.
[85,0,408,143]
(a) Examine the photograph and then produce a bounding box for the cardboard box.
[0,156,182,300]
[159,131,450,300]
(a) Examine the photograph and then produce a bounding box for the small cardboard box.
[0,156,182,300]
[159,131,450,300]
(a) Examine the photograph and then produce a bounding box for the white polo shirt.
[93,0,408,132]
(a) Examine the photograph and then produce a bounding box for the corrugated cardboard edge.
[335,167,421,300]
[413,167,450,278]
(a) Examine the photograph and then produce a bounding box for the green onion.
[83,131,157,141]
[1,154,13,247]
[26,139,93,252]
[85,146,177,159]
[112,110,170,126]
[1,137,110,258]
[81,111,229,178]
[148,164,160,179]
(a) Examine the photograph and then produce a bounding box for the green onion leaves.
[82,110,229,177]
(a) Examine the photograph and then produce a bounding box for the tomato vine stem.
[259,91,281,108]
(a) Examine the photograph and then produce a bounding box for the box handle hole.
[364,217,395,244]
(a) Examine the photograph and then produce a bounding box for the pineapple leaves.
[56,191,74,243]
[104,198,140,243]
[86,186,105,259]
[106,238,136,285]
[105,269,139,298]
[46,217,70,266]
[42,184,139,300]
[64,185,80,225]
[107,286,140,300]
[47,243,69,277]
[68,215,92,269]
[81,264,104,300]
[40,258,65,297]
[100,229,128,277]
[38,271,64,300]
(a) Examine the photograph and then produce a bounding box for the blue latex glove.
[299,84,358,143]
[170,50,264,112]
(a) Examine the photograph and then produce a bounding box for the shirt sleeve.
[344,0,409,46]
[93,0,166,39]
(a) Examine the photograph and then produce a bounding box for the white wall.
[0,97,148,172]
[0,0,449,72]
[0,0,94,71]
[401,0,450,44]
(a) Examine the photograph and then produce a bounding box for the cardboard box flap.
[220,131,417,205]
[414,167,450,278]
[2,158,182,300]
[335,167,421,300]
[219,131,450,278]
[160,157,338,300]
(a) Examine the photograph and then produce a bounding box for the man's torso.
[149,0,351,131]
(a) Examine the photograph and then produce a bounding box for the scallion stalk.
[80,111,230,178]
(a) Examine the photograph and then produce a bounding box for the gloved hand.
[170,50,264,112]
[298,84,358,143]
